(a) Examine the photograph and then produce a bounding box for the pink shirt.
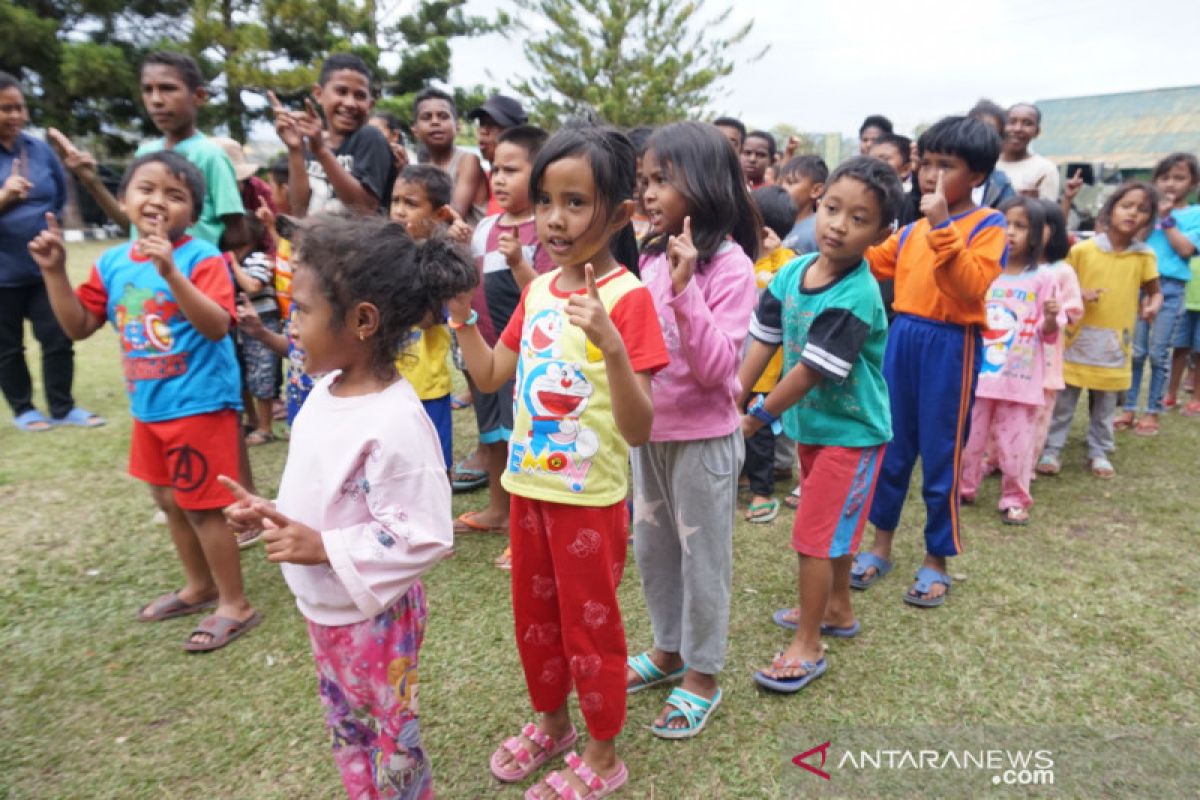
[1039,260,1084,391]
[977,269,1065,406]
[640,241,757,440]
[275,373,453,626]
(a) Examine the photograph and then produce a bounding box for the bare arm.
[27,213,105,339]
[742,361,822,437]
[736,338,779,409]
[311,147,378,213]
[46,129,130,231]
[450,152,484,219]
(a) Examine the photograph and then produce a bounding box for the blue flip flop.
[771,609,861,637]
[903,566,952,608]
[626,652,686,694]
[51,407,106,428]
[849,552,892,590]
[450,462,488,493]
[753,656,827,694]
[13,409,52,432]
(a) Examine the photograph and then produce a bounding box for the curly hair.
[294,214,478,377]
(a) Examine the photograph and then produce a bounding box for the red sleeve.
[499,282,532,351]
[190,255,238,325]
[76,264,109,320]
[610,286,670,374]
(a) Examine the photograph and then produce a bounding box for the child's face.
[1155,162,1196,207]
[1005,205,1031,261]
[390,179,439,240]
[413,99,457,152]
[740,136,771,183]
[814,176,889,266]
[121,161,195,240]
[140,65,203,138]
[1109,189,1153,239]
[0,86,29,145]
[476,116,502,163]
[368,116,397,143]
[716,125,743,154]
[780,172,821,216]
[535,155,626,269]
[918,151,983,207]
[314,70,373,137]
[859,125,886,155]
[869,142,910,179]
[640,148,688,236]
[491,141,533,215]
[268,175,291,215]
[290,265,355,374]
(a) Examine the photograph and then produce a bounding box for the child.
[411,86,488,224]
[740,185,797,523]
[389,164,463,474]
[627,121,758,739]
[712,116,746,155]
[741,130,776,190]
[1116,153,1200,434]
[1041,183,1162,478]
[959,198,1063,525]
[227,229,280,446]
[220,214,477,798]
[627,126,654,240]
[779,155,828,254]
[270,54,395,216]
[368,110,410,173]
[738,156,901,692]
[868,134,919,227]
[1169,254,1200,416]
[28,152,259,650]
[457,126,553,548]
[1032,200,1083,456]
[452,124,668,798]
[852,116,1006,608]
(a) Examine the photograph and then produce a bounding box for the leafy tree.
[510,0,765,128]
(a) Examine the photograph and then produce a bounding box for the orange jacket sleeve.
[927,220,1005,304]
[867,227,900,280]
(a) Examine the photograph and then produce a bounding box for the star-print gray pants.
[630,431,744,675]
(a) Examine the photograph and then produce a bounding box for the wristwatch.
[1160,216,1178,230]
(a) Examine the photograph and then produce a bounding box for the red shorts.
[792,444,885,559]
[128,409,239,510]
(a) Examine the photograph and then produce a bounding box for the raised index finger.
[217,474,253,500]
[43,212,62,237]
[681,215,692,242]
[267,90,284,111]
[584,262,600,299]
[935,170,945,195]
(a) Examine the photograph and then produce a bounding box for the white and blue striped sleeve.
[748,290,783,345]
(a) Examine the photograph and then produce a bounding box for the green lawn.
[0,240,1196,798]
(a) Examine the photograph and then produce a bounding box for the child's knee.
[148,484,179,514]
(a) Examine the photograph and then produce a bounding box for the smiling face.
[535,155,628,270]
[121,161,196,240]
[528,362,593,418]
[1003,104,1040,158]
[140,64,203,140]
[390,178,439,240]
[491,141,533,215]
[740,135,771,184]
[413,98,456,154]
[314,69,372,137]
[814,176,889,268]
[640,148,689,236]
[0,86,28,148]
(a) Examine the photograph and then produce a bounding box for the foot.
[1112,410,1135,431]
[491,718,574,776]
[1001,506,1030,526]
[759,639,825,681]
[1164,394,1178,410]
[528,747,623,800]
[624,648,682,691]
[454,509,508,534]
[1133,414,1159,437]
[856,546,892,583]
[494,546,512,571]
[187,602,256,647]
[653,671,717,731]
[906,556,949,603]
[744,495,780,522]
[775,606,858,632]
[245,429,275,446]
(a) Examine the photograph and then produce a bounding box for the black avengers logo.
[167,444,208,492]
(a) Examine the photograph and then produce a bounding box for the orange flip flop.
[453,511,508,534]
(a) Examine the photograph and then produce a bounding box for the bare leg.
[149,484,216,606]
[182,507,255,645]
[1168,348,1191,403]
[823,554,856,628]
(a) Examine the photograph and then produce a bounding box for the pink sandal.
[490,722,578,783]
[525,752,628,800]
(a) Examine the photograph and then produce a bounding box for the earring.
[357,331,365,341]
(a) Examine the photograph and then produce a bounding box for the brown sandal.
[1112,410,1135,431]
[245,430,275,446]
[1133,414,1159,437]
[183,612,262,653]
[137,590,217,622]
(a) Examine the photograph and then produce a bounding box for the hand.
[1018,174,1045,198]
[1140,300,1159,324]
[762,225,781,255]
[254,196,276,233]
[217,475,272,532]
[446,288,476,325]
[565,263,620,354]
[784,135,801,159]
[2,158,33,202]
[667,215,698,294]
[295,99,325,153]
[1158,194,1175,219]
[27,212,67,274]
[47,128,98,179]
[136,217,177,278]
[389,141,409,172]
[236,297,266,339]
[740,413,763,439]
[257,502,328,565]
[1043,298,1060,317]
[1081,288,1105,303]
[268,91,303,151]
[497,228,523,268]
[1063,168,1084,204]
[443,206,472,243]
[919,171,949,226]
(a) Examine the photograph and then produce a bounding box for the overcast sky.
[448,0,1200,137]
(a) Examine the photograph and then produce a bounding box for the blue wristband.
[748,395,783,435]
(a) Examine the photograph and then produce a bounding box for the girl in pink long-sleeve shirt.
[1034,200,1084,457]
[221,215,477,800]
[625,122,760,739]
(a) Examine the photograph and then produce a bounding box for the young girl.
[624,121,758,738]
[1042,183,1162,478]
[1034,200,1084,459]
[960,198,1063,524]
[220,214,477,798]
[1116,153,1200,434]
[450,125,668,799]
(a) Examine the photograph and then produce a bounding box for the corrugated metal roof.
[1034,85,1200,169]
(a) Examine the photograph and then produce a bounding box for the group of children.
[11,48,1200,799]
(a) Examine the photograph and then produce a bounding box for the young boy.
[869,134,918,224]
[740,185,797,524]
[852,116,1006,608]
[738,157,902,692]
[459,126,552,561]
[779,155,829,254]
[741,130,776,190]
[227,225,279,446]
[29,151,260,650]
[411,87,488,224]
[467,94,529,215]
[713,116,746,155]
[270,53,394,216]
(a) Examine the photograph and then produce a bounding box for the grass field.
[1,240,1197,799]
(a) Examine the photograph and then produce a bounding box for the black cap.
[468,94,528,128]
